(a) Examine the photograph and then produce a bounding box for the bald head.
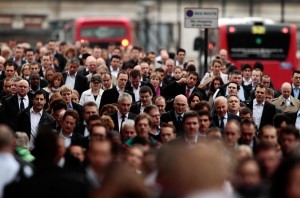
[281,82,292,99]
[174,94,188,114]
[214,96,228,117]
[17,79,29,97]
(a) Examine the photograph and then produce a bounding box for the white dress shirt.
[253,99,264,129]
[218,113,228,127]
[29,108,43,150]
[65,72,76,89]
[17,95,29,110]
[60,131,73,147]
[110,66,119,78]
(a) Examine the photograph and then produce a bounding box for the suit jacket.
[130,102,142,115]
[212,113,241,128]
[110,111,136,132]
[125,82,156,101]
[160,110,185,136]
[0,94,33,128]
[15,107,56,139]
[271,95,300,113]
[70,102,84,125]
[291,85,300,100]
[238,137,258,153]
[99,86,135,111]
[246,100,277,130]
[216,83,249,101]
[163,81,207,101]
[62,72,89,96]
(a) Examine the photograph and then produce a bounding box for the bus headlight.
[121,39,129,47]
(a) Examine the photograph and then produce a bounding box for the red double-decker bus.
[218,17,298,89]
[64,17,133,48]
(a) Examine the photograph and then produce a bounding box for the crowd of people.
[1,39,300,198]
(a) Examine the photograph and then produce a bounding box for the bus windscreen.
[227,25,290,61]
[80,27,126,39]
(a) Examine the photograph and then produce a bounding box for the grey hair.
[118,93,132,103]
[122,119,135,131]
[15,131,30,149]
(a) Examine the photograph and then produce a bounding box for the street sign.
[184,8,218,28]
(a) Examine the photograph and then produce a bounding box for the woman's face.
[150,77,160,88]
[213,80,221,90]
[91,81,101,90]
[53,77,62,88]
[190,96,201,108]
[23,66,31,76]
[174,69,182,80]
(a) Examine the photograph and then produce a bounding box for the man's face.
[26,51,34,63]
[255,87,266,104]
[292,73,300,87]
[215,99,228,117]
[148,109,160,126]
[282,85,292,99]
[252,70,261,84]
[130,76,140,89]
[256,149,280,177]
[118,98,131,115]
[199,115,211,133]
[87,59,97,73]
[3,80,12,94]
[141,63,149,77]
[48,41,56,52]
[17,81,29,97]
[166,60,174,73]
[148,53,156,63]
[261,77,271,88]
[122,125,136,142]
[155,99,166,114]
[117,73,128,90]
[5,65,15,78]
[102,74,112,89]
[177,51,186,62]
[242,68,252,79]
[223,123,240,147]
[83,106,99,122]
[140,92,152,106]
[87,141,112,172]
[33,94,46,112]
[62,115,77,135]
[42,55,51,68]
[173,97,187,114]
[241,124,256,145]
[227,83,238,95]
[15,48,23,58]
[265,94,273,102]
[61,91,72,104]
[186,74,198,88]
[30,64,40,73]
[183,116,199,139]
[160,127,176,143]
[240,113,252,121]
[281,134,298,154]
[111,58,120,69]
[228,96,240,113]
[30,74,40,87]
[69,63,78,76]
[52,109,65,123]
[261,128,278,146]
[131,49,139,60]
[231,74,243,85]
[90,126,107,141]
[136,118,150,138]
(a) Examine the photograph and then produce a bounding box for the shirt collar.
[253,98,265,106]
[30,107,43,115]
[67,71,77,77]
[118,111,128,118]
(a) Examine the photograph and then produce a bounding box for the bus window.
[80,27,126,39]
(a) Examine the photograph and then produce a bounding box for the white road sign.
[184,8,218,28]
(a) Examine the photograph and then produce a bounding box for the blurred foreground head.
[157,142,229,197]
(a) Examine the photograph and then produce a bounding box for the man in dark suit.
[246,84,277,132]
[239,119,258,152]
[0,79,32,128]
[291,70,300,100]
[110,93,136,133]
[130,85,153,114]
[62,58,89,97]
[170,110,203,148]
[161,94,188,136]
[162,71,206,101]
[99,71,135,111]
[15,90,56,149]
[27,72,49,108]
[212,96,241,130]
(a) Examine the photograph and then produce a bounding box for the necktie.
[186,89,190,99]
[20,97,25,111]
[220,117,224,130]
[177,115,182,122]
[120,115,126,132]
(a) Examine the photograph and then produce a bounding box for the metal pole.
[222,0,226,17]
[177,0,181,50]
[145,6,149,52]
[204,28,208,74]
[281,0,285,23]
[157,0,161,52]
[249,0,253,17]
